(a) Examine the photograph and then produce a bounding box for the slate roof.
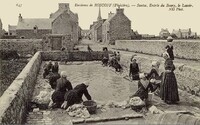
[50,9,78,22]
[17,18,53,30]
[104,14,116,23]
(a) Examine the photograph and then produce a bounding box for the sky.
[0,0,199,35]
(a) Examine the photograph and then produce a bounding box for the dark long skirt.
[64,90,80,108]
[132,74,140,80]
[51,90,66,108]
[160,72,179,103]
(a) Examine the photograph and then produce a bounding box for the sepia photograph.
[0,0,200,124]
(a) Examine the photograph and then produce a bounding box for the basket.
[167,36,173,42]
[83,100,97,114]
[131,105,144,112]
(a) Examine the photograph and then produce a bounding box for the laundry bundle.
[66,104,90,118]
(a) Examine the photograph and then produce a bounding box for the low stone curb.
[72,113,143,124]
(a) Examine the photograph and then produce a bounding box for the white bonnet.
[61,71,67,77]
[139,73,145,79]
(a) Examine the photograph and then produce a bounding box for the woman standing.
[165,45,174,60]
[160,52,179,104]
[129,57,140,80]
[166,36,174,60]
[52,62,59,73]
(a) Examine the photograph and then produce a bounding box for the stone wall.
[97,25,102,41]
[0,39,43,56]
[115,40,200,60]
[41,51,113,61]
[16,29,52,39]
[119,54,200,94]
[0,52,42,124]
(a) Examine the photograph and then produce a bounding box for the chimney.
[50,13,53,18]
[108,11,114,18]
[18,13,23,22]
[59,3,70,10]
[116,8,124,14]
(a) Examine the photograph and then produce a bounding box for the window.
[20,36,25,39]
[33,25,38,33]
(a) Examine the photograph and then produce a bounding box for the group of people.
[102,49,122,72]
[43,61,92,109]
[43,61,59,79]
[42,41,178,111]
[129,42,179,105]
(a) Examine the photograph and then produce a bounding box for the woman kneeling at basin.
[51,71,73,109]
[61,83,92,109]
[131,73,157,101]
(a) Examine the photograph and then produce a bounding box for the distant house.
[102,8,131,44]
[50,3,79,44]
[15,3,79,43]
[8,25,17,36]
[141,34,156,39]
[81,29,89,38]
[172,28,197,39]
[16,15,52,39]
[89,8,106,42]
[90,19,106,42]
[159,28,170,38]
[130,30,142,39]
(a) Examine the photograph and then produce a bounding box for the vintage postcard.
[0,0,200,124]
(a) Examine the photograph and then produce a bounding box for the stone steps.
[26,110,52,125]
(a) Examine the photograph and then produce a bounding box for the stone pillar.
[62,35,74,52]
[42,35,52,51]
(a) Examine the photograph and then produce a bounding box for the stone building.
[16,14,52,39]
[78,26,82,40]
[81,29,89,38]
[90,8,106,42]
[50,3,79,44]
[140,34,156,39]
[15,3,79,44]
[172,28,197,39]
[0,18,3,38]
[159,28,170,38]
[130,30,142,39]
[8,25,17,36]
[102,8,131,44]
